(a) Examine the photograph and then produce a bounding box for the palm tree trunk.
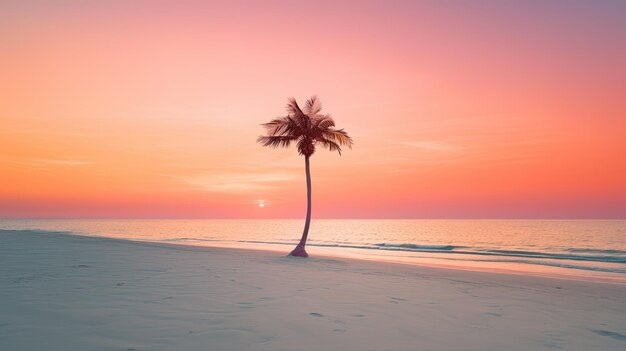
[289,155,311,257]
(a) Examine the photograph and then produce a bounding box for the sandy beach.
[1,229,625,351]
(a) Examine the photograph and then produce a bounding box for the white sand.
[1,230,625,351]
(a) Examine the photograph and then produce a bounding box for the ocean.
[2,219,625,282]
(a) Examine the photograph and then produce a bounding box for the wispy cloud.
[34,159,95,166]
[386,135,547,175]
[397,141,463,151]
[2,158,94,168]
[166,172,297,193]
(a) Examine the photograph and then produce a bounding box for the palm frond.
[257,135,298,149]
[262,117,289,135]
[291,113,310,132]
[304,95,322,116]
[322,128,353,147]
[286,97,305,116]
[263,116,307,137]
[319,138,343,155]
[312,114,335,130]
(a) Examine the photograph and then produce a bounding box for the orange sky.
[1,0,625,218]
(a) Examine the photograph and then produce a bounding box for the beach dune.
[1,229,625,351]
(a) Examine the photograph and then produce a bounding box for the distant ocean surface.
[2,219,625,282]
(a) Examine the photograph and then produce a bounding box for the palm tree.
[258,96,353,257]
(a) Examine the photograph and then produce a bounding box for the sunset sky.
[1,0,625,218]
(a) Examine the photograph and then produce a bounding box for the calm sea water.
[2,219,625,282]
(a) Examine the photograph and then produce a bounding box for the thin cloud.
[34,159,95,166]
[398,141,463,151]
[166,172,297,193]
[2,158,94,167]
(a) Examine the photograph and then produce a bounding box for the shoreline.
[3,229,626,285]
[2,219,624,283]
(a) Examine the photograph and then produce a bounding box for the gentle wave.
[160,237,221,242]
[475,249,626,263]
[438,257,626,274]
[374,243,459,250]
[566,248,626,255]
[230,240,626,264]
[237,240,375,250]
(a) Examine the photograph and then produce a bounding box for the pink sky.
[1,0,625,218]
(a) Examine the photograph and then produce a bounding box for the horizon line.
[2,217,624,221]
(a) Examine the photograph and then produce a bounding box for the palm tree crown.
[257,96,353,156]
